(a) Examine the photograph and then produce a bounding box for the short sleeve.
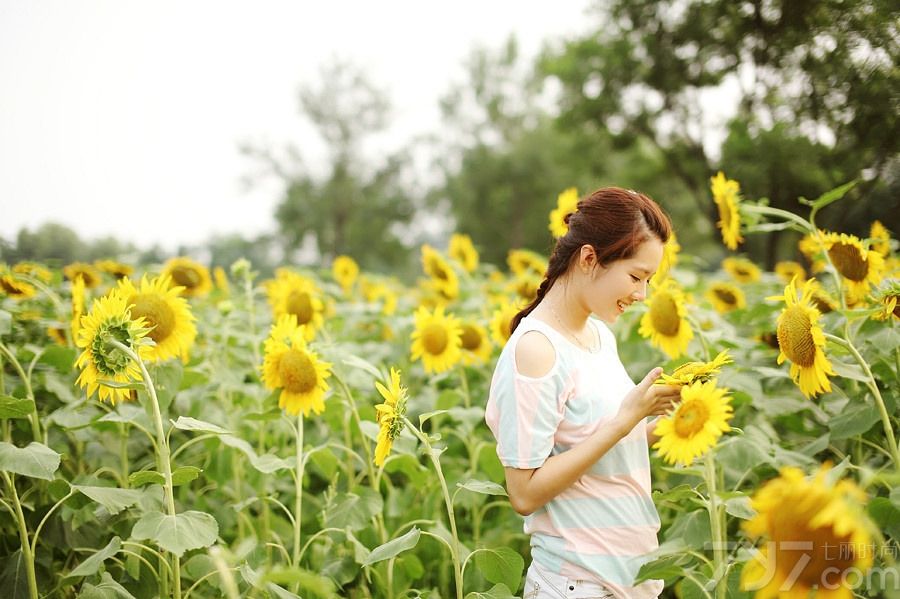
[485,350,569,469]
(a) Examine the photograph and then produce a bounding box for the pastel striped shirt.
[485,315,663,599]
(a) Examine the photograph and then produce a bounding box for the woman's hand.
[615,367,681,431]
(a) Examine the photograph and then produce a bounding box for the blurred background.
[2,0,898,279]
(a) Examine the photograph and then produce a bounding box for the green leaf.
[0,396,35,419]
[800,180,856,209]
[263,567,337,597]
[0,441,61,480]
[724,495,755,520]
[67,537,122,579]
[419,409,449,427]
[131,510,219,557]
[473,546,524,593]
[218,434,292,473]
[828,359,870,383]
[77,572,138,598]
[665,509,710,549]
[456,479,507,496]
[362,526,421,566]
[73,485,143,515]
[171,416,230,435]
[634,554,689,584]
[129,470,165,487]
[0,549,29,599]
[38,345,77,372]
[828,402,880,439]
[96,379,144,390]
[0,310,11,336]
[464,583,516,599]
[342,354,383,380]
[323,489,384,531]
[868,498,900,539]
[171,466,202,486]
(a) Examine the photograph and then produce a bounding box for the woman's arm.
[504,369,679,516]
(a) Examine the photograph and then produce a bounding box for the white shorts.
[522,561,615,599]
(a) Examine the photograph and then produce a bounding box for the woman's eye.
[630,275,640,282]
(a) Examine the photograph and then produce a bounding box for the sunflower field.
[1,175,898,599]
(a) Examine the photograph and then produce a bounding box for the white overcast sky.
[0,1,599,252]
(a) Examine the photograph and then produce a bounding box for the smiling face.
[579,237,665,324]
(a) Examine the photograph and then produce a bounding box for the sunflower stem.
[459,366,471,409]
[0,342,42,443]
[2,472,38,599]
[109,339,182,599]
[823,333,900,471]
[741,203,815,235]
[704,452,727,599]
[291,412,304,593]
[403,416,463,599]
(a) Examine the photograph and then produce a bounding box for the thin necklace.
[548,300,595,352]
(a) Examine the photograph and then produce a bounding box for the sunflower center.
[422,324,449,355]
[769,497,856,588]
[130,294,176,343]
[460,325,482,351]
[827,242,868,282]
[278,349,318,394]
[286,290,313,325]
[777,306,817,367]
[169,266,202,289]
[650,293,681,336]
[673,401,709,438]
[713,287,737,305]
[91,322,135,376]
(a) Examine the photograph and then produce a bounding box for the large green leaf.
[456,479,507,496]
[66,537,122,579]
[77,572,137,598]
[73,485,143,515]
[363,526,421,566]
[218,434,292,473]
[828,402,880,439]
[473,546,524,592]
[131,510,219,557]
[323,488,383,531]
[0,549,29,599]
[465,583,516,599]
[0,396,35,419]
[0,441,61,480]
[171,416,230,435]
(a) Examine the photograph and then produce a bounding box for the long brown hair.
[510,187,672,333]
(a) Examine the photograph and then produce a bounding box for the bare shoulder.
[514,330,557,378]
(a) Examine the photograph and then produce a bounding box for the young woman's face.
[582,238,665,324]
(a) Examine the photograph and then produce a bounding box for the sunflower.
[805,279,838,314]
[162,257,212,297]
[448,233,479,273]
[459,320,492,365]
[410,305,463,374]
[0,268,36,300]
[266,271,325,342]
[722,256,761,283]
[95,259,133,280]
[548,187,579,238]
[75,290,150,405]
[507,249,548,279]
[12,262,52,283]
[820,232,885,302]
[117,275,196,363]
[64,262,102,288]
[508,273,541,303]
[799,232,827,273]
[490,300,522,346]
[638,278,693,359]
[652,380,733,466]
[768,277,835,398]
[872,279,900,321]
[373,367,408,467]
[656,350,733,386]
[741,464,874,598]
[705,281,746,313]
[710,171,744,250]
[332,255,359,294]
[650,231,680,286]
[774,261,806,285]
[213,266,230,295]
[421,244,459,300]
[261,314,332,416]
[869,220,892,257]
[47,327,67,345]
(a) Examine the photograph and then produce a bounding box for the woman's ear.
[578,245,596,272]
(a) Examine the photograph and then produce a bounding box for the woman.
[485,187,681,598]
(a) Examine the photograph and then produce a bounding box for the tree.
[542,0,899,260]
[243,60,416,272]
